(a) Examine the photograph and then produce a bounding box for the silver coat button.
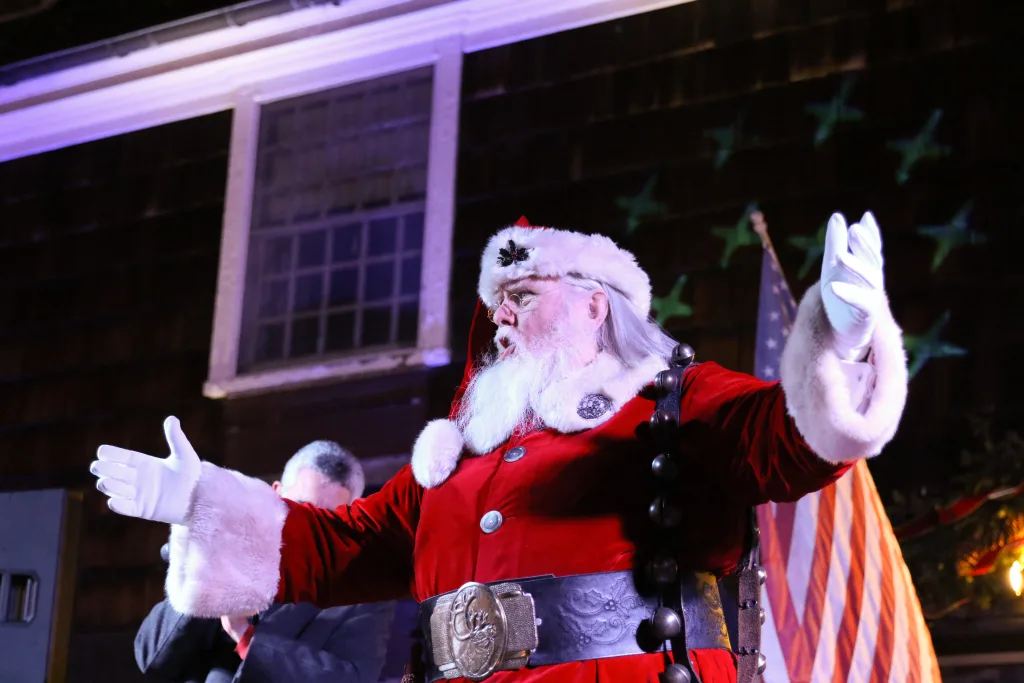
[480,510,503,533]
[504,446,526,462]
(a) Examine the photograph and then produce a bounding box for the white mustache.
[494,327,522,349]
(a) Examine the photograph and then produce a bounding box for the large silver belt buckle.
[431,581,538,681]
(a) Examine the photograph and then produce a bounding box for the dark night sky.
[0,0,236,67]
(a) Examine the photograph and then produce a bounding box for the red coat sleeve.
[276,463,423,607]
[679,362,852,505]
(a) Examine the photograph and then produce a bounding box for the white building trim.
[0,0,691,163]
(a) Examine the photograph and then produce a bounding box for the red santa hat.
[411,216,654,488]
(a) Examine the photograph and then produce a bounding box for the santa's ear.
[589,290,609,325]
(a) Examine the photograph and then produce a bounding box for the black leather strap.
[418,569,730,682]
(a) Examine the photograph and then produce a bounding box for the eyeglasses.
[486,284,561,322]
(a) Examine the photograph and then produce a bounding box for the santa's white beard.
[456,320,592,453]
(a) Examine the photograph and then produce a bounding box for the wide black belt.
[418,569,731,682]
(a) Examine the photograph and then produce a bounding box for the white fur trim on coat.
[166,461,288,618]
[413,352,667,487]
[478,226,652,316]
[780,283,908,465]
[411,419,465,488]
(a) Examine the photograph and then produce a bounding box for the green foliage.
[887,418,1024,621]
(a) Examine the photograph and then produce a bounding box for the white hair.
[564,274,679,367]
[281,441,365,499]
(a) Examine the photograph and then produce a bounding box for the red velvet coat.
[271,362,850,683]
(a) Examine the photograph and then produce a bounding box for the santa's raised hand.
[90,416,200,525]
[820,211,886,362]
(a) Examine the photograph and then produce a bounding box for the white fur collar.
[410,352,667,488]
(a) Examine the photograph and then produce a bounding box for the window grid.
[246,210,424,368]
[239,67,432,373]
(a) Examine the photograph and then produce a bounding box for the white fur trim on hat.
[780,282,908,465]
[411,418,465,488]
[478,226,652,316]
[166,462,288,617]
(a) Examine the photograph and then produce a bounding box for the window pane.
[293,273,323,312]
[397,300,419,344]
[404,212,424,250]
[292,185,321,222]
[329,268,358,306]
[299,102,328,141]
[365,261,395,302]
[261,149,293,189]
[263,108,294,146]
[297,230,326,268]
[362,171,392,208]
[259,279,288,318]
[255,323,285,362]
[361,307,392,347]
[326,311,355,351]
[290,317,319,358]
[400,256,420,296]
[368,217,397,256]
[332,223,361,263]
[256,192,290,229]
[395,164,427,201]
[262,235,292,275]
[331,93,363,131]
[326,178,358,215]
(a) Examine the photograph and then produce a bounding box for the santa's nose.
[492,304,515,327]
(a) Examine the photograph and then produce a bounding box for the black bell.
[654,369,679,394]
[659,663,692,683]
[757,653,767,674]
[647,556,679,585]
[649,409,676,428]
[648,496,682,527]
[651,453,678,480]
[651,606,682,640]
[757,566,767,585]
[670,344,695,367]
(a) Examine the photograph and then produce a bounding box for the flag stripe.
[903,560,922,683]
[848,464,883,683]
[795,484,836,681]
[869,469,897,683]
[812,474,853,683]
[752,246,939,683]
[832,465,867,683]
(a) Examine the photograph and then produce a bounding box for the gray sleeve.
[238,601,396,683]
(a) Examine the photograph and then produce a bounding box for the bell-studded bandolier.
[412,344,769,683]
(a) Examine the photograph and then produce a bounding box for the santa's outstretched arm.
[778,211,908,465]
[678,211,908,506]
[89,421,421,618]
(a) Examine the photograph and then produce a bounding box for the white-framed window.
[203,42,462,398]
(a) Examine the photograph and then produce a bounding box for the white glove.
[89,416,201,525]
[820,211,885,362]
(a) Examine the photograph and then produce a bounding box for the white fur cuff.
[166,462,288,618]
[779,283,908,465]
[411,419,464,488]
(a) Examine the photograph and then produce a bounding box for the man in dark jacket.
[134,441,395,683]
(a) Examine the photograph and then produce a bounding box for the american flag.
[752,244,942,682]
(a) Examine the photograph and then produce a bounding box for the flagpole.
[750,209,797,329]
[750,209,786,274]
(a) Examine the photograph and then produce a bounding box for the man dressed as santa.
[90,211,907,683]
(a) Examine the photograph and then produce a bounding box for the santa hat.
[410,216,653,488]
[478,216,653,319]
